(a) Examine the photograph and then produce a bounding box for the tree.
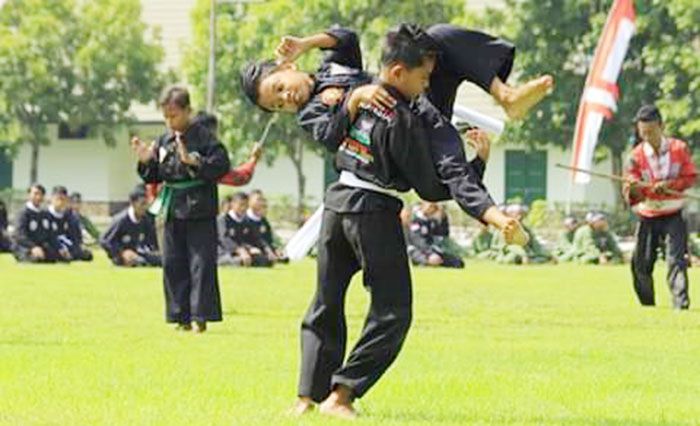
[482,0,700,205]
[0,0,164,183]
[184,0,464,221]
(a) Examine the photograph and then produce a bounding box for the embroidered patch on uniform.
[122,235,131,243]
[29,220,38,231]
[339,139,374,164]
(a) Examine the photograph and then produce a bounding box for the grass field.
[1,252,700,425]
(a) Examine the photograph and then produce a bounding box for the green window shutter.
[505,150,547,205]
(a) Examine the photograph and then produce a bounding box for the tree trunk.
[611,149,624,208]
[29,139,39,184]
[287,138,306,225]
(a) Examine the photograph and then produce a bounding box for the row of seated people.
[217,190,287,267]
[473,207,623,264]
[402,201,624,267]
[8,184,94,263]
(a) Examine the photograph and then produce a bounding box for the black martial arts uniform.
[48,207,93,262]
[217,212,273,267]
[299,85,494,403]
[138,121,230,324]
[0,202,11,253]
[246,209,289,263]
[407,212,464,268]
[101,207,161,267]
[12,203,63,263]
[297,25,503,212]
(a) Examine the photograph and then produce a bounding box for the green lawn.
[1,253,700,426]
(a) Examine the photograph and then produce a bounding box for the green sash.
[148,180,206,220]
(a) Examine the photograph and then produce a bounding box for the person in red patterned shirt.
[623,104,697,309]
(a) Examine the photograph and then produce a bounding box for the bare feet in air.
[289,397,315,417]
[501,75,554,120]
[319,385,358,420]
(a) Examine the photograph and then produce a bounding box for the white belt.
[338,171,400,199]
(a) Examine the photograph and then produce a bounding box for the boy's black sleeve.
[13,210,34,249]
[192,142,231,182]
[217,216,238,254]
[321,26,362,69]
[297,97,352,153]
[387,112,495,220]
[100,217,123,263]
[137,137,163,184]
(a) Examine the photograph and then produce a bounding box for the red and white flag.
[571,0,636,183]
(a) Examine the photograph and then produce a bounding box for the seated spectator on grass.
[247,189,289,263]
[101,186,161,267]
[217,192,273,267]
[470,222,494,259]
[569,211,623,265]
[407,202,464,269]
[12,184,66,263]
[555,215,579,262]
[69,192,101,244]
[0,200,11,253]
[48,186,93,262]
[492,204,555,265]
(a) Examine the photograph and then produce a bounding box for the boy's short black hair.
[159,85,191,110]
[231,191,249,203]
[129,185,147,203]
[240,60,278,111]
[634,104,663,123]
[52,185,68,196]
[381,23,439,69]
[70,192,82,203]
[249,189,264,198]
[28,183,46,195]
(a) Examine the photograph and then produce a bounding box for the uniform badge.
[29,220,38,231]
[122,235,131,243]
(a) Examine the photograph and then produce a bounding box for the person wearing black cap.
[101,186,161,267]
[131,85,231,333]
[623,104,697,309]
[12,184,63,263]
[291,27,527,420]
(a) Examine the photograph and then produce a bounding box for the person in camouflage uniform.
[569,211,623,264]
[492,204,554,264]
[555,215,579,262]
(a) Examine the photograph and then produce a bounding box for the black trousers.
[299,208,412,402]
[163,218,222,323]
[427,24,515,119]
[631,212,690,309]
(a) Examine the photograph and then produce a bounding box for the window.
[505,150,547,205]
[58,123,90,139]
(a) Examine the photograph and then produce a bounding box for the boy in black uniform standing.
[132,85,231,333]
[12,184,64,263]
[292,27,526,419]
[101,186,161,267]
